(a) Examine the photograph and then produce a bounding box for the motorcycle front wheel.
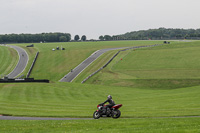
[111,110,121,119]
[93,111,101,119]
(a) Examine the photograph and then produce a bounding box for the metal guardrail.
[26,52,39,78]
[81,44,163,83]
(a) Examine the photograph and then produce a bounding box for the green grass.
[112,42,200,78]
[0,46,18,76]
[1,40,200,132]
[1,41,200,118]
[0,82,200,118]
[1,118,200,132]
[84,41,200,88]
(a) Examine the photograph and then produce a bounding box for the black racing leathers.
[103,99,115,106]
[102,99,115,112]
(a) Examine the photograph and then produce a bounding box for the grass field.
[0,45,18,76]
[1,118,200,132]
[83,41,200,89]
[0,82,200,118]
[0,82,200,132]
[1,40,200,132]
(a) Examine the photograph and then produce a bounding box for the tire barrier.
[26,52,39,78]
[81,44,163,83]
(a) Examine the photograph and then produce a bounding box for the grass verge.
[84,41,200,88]
[0,118,200,132]
[0,46,18,76]
[0,82,200,117]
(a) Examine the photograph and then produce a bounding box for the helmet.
[107,95,112,99]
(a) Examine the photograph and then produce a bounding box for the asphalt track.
[6,45,29,78]
[0,116,91,120]
[60,47,128,82]
[0,115,200,120]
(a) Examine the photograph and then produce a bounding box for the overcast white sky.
[0,0,200,39]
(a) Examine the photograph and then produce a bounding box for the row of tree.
[99,28,200,40]
[0,33,87,43]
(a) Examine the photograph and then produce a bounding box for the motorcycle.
[93,104,122,119]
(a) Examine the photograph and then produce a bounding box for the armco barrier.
[26,52,39,78]
[81,44,163,83]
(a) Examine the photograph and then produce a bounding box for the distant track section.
[60,44,163,83]
[7,45,29,78]
[60,47,128,82]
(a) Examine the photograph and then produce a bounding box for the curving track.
[6,45,29,78]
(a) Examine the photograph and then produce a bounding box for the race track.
[6,45,29,78]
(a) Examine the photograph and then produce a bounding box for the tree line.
[0,33,87,43]
[99,28,200,40]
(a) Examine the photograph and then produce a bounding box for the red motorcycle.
[93,104,122,119]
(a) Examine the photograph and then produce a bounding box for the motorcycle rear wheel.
[93,111,101,119]
[111,110,121,119]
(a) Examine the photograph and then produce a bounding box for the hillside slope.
[85,41,200,89]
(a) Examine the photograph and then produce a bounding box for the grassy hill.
[1,41,199,118]
[0,45,18,76]
[1,40,200,132]
[0,82,200,132]
[83,41,200,89]
[0,82,200,117]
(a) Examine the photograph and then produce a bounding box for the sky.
[0,0,200,39]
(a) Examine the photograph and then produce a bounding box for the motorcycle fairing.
[111,104,122,109]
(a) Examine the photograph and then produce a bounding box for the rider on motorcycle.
[101,95,115,114]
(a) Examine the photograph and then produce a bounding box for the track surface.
[0,116,91,120]
[7,45,28,78]
[0,115,200,120]
[60,47,128,82]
